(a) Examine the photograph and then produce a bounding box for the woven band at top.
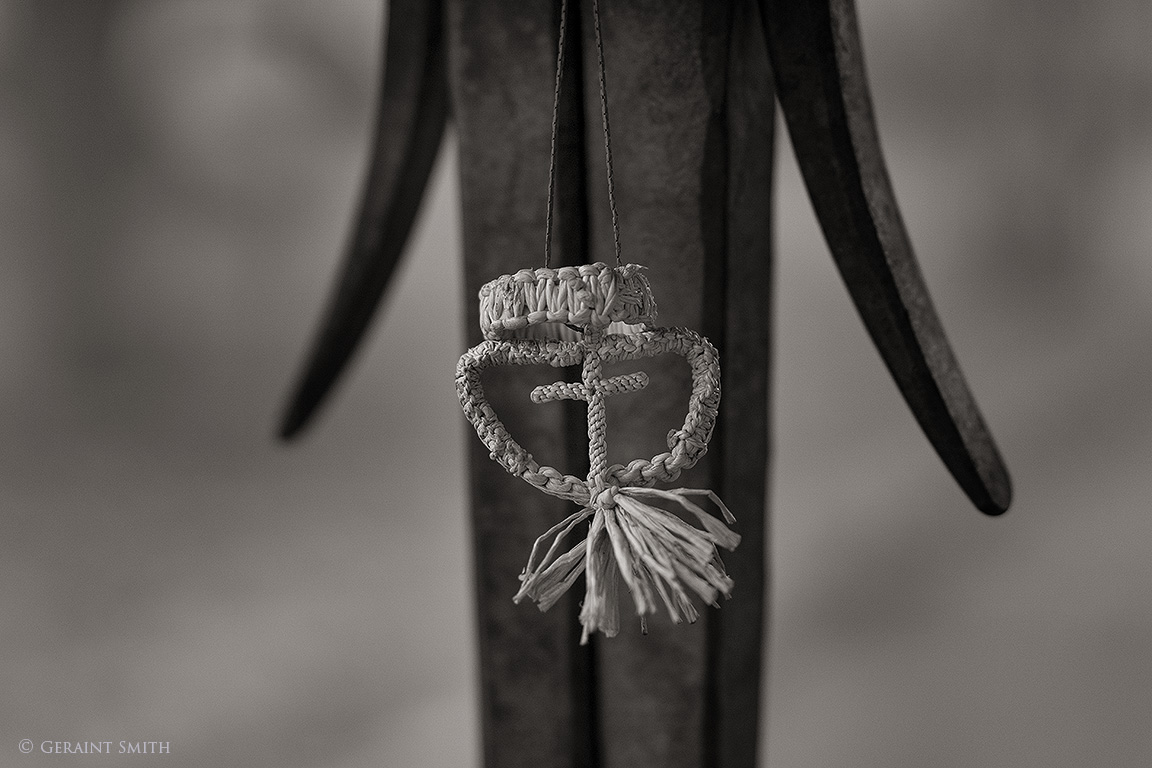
[479,262,657,340]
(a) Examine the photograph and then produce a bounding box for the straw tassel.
[515,485,739,644]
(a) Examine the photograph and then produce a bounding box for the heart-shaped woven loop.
[456,327,720,502]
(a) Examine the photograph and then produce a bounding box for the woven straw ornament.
[456,262,739,642]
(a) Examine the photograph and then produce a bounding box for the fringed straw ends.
[515,486,740,643]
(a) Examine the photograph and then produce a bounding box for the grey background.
[2,1,1150,766]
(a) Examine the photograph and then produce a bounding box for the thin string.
[543,0,569,269]
[543,0,623,268]
[592,0,622,267]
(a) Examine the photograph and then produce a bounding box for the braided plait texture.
[600,329,719,487]
[457,339,592,504]
[456,327,720,502]
[582,341,609,484]
[479,262,657,341]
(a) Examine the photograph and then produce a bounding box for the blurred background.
[1,1,1150,766]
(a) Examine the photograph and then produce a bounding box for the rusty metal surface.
[280,0,448,438]
[760,0,1012,514]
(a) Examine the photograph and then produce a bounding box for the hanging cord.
[543,0,569,269]
[592,0,622,267]
[543,0,622,268]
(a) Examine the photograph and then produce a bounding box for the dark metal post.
[449,1,773,765]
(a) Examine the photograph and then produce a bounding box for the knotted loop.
[595,485,618,509]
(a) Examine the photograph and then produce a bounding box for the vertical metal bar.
[448,2,594,766]
[450,1,774,764]
[587,2,711,761]
[707,2,775,765]
[584,1,774,766]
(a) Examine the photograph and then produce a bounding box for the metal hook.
[760,0,1012,514]
[278,0,449,439]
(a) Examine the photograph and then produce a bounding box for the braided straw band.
[479,262,657,341]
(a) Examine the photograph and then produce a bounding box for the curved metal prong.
[279,0,449,439]
[760,0,1011,514]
